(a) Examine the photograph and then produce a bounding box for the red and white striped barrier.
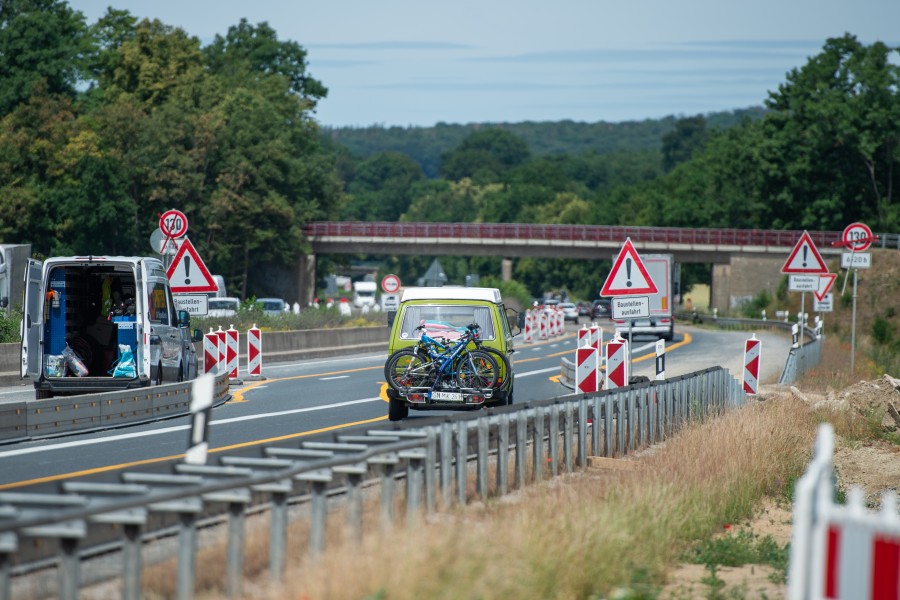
[589,322,602,350]
[246,324,263,380]
[575,341,599,393]
[203,328,219,375]
[539,310,549,340]
[215,326,227,375]
[578,324,590,347]
[743,334,761,394]
[523,310,534,343]
[226,325,241,383]
[789,423,900,600]
[605,334,628,389]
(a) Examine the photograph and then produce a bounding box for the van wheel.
[388,397,408,421]
[177,362,184,383]
[36,389,52,400]
[155,363,163,386]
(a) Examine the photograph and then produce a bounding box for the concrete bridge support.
[711,255,786,315]
[501,258,513,282]
[297,253,316,306]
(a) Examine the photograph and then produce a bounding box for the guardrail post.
[59,537,80,600]
[604,396,613,457]
[616,392,625,457]
[122,524,142,600]
[564,401,574,473]
[297,470,332,556]
[515,411,527,488]
[649,386,658,445]
[533,407,544,483]
[270,491,287,582]
[225,504,244,599]
[477,418,489,501]
[592,396,602,458]
[440,421,453,508]
[578,399,587,468]
[176,512,197,600]
[425,427,437,515]
[636,388,645,449]
[497,413,510,496]
[549,403,560,477]
[456,420,468,505]
[402,449,426,526]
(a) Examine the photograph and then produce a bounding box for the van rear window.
[399,305,495,341]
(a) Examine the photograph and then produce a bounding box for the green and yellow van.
[385,287,520,421]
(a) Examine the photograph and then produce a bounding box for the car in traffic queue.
[256,297,287,317]
[560,302,579,323]
[591,298,612,320]
[208,296,241,318]
[384,287,520,421]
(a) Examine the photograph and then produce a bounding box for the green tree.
[661,115,707,173]
[441,128,531,183]
[203,19,327,104]
[762,34,900,230]
[342,152,423,221]
[0,0,89,116]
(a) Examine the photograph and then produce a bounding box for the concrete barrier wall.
[2,326,390,387]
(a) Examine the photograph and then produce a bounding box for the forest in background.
[0,1,898,303]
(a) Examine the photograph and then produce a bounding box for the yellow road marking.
[0,415,388,490]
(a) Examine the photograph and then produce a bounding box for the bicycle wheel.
[455,350,499,389]
[477,347,511,388]
[385,349,435,390]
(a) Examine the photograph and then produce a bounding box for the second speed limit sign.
[160,209,189,238]
[842,222,874,252]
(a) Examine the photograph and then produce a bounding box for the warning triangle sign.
[781,231,828,274]
[815,273,837,302]
[166,238,219,293]
[600,238,659,296]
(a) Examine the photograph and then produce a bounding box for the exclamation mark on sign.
[184,256,191,284]
[802,246,808,268]
[625,258,633,287]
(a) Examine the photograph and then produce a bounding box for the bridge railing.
[303,221,900,250]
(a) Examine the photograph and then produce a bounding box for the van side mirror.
[191,328,203,342]
[507,307,522,335]
[177,309,191,327]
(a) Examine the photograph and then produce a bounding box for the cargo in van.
[21,256,200,399]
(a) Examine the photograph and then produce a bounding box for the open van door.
[21,259,42,379]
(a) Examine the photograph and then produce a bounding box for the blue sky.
[68,0,899,128]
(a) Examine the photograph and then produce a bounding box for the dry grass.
[130,396,821,600]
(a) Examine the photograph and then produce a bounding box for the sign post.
[781,231,829,350]
[600,238,658,381]
[832,223,877,374]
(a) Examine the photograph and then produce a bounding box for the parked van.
[21,256,201,399]
[384,286,520,421]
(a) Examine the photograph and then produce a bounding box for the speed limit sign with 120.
[160,209,189,239]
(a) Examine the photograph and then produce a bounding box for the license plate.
[632,319,651,327]
[430,391,464,402]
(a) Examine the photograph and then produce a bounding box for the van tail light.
[408,394,425,403]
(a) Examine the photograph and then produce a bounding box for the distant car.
[577,301,591,317]
[256,297,286,316]
[591,298,612,319]
[208,297,240,318]
[560,302,579,323]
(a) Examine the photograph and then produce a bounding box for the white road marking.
[320,376,349,381]
[0,397,383,459]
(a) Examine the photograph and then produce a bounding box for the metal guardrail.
[2,366,743,600]
[0,372,231,444]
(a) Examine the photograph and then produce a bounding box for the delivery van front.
[21,255,197,399]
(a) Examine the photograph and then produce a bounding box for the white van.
[21,256,200,399]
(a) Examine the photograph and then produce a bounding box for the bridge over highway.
[298,222,899,312]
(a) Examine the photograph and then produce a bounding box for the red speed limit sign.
[842,222,874,252]
[160,209,189,238]
[381,274,401,293]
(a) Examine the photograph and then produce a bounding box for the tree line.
[1,0,897,301]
